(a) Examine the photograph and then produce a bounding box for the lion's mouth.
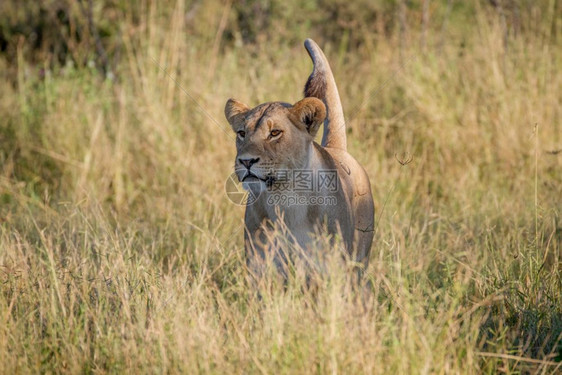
[242,173,259,182]
[241,171,276,187]
[242,171,265,182]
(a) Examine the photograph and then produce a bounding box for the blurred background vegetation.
[2,1,559,73]
[0,0,561,373]
[1,0,560,202]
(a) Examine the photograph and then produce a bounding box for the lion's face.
[225,98,326,192]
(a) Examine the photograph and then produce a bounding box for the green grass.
[0,0,561,373]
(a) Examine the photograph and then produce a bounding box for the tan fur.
[225,39,374,278]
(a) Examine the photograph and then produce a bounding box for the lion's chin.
[242,178,266,194]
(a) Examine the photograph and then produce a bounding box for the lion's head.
[225,98,326,192]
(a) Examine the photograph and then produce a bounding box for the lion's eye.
[237,130,246,139]
[269,129,282,138]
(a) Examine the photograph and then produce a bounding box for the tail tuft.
[303,39,346,150]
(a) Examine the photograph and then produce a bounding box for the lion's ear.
[225,99,250,127]
[289,97,326,137]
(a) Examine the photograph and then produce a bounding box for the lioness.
[225,39,374,278]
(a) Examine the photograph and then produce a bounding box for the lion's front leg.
[244,225,291,283]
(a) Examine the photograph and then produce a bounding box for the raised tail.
[303,38,347,150]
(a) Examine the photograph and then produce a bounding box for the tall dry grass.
[0,0,561,373]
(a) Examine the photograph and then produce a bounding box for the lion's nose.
[239,157,260,169]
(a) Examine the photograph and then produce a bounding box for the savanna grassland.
[0,0,561,373]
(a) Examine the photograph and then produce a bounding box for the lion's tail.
[303,38,347,150]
